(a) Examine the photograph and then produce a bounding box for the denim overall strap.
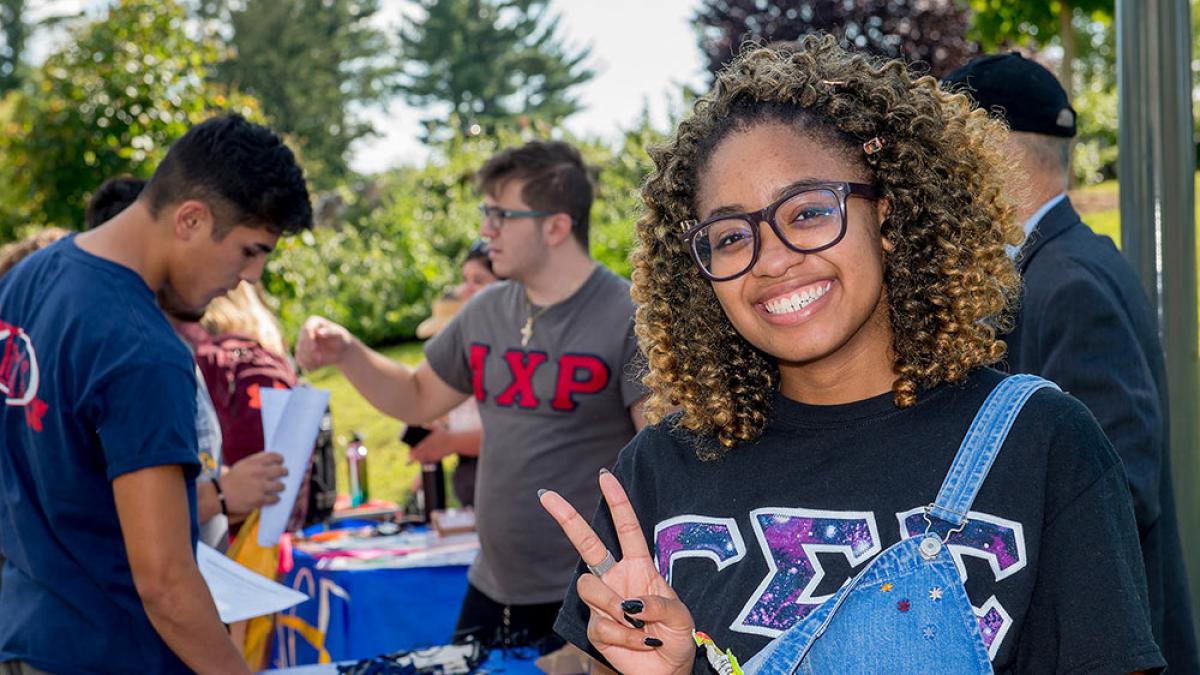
[925,374,1059,531]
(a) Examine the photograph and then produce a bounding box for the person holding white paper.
[0,115,313,675]
[86,179,291,551]
[256,386,330,546]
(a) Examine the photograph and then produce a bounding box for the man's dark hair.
[140,114,313,238]
[86,177,146,229]
[464,238,494,274]
[477,140,593,249]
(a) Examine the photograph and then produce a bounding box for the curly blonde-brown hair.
[633,35,1021,455]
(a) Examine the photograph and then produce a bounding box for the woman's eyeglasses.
[681,181,879,282]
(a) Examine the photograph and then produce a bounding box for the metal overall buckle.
[919,503,968,560]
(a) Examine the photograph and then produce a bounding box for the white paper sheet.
[258,386,331,546]
[197,542,308,623]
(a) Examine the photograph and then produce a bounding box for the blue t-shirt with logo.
[0,235,200,674]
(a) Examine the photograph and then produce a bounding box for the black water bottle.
[420,461,446,523]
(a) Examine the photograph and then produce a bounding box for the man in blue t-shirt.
[0,114,312,674]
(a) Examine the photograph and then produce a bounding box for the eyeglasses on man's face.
[478,204,558,230]
[681,181,880,282]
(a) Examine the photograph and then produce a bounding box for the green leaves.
[0,0,29,95]
[218,0,395,190]
[264,120,666,347]
[965,0,1112,51]
[0,0,259,239]
[396,0,594,142]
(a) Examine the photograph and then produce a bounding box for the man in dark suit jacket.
[946,53,1199,672]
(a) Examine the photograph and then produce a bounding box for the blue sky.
[25,0,709,174]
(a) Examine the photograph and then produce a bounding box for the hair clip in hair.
[863,136,886,156]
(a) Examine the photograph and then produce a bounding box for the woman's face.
[458,258,498,301]
[696,121,893,376]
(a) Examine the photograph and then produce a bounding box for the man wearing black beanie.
[945,53,1199,673]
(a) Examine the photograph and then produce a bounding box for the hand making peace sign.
[539,469,696,675]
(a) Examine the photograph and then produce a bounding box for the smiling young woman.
[540,35,1164,675]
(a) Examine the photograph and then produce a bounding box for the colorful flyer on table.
[258,386,331,546]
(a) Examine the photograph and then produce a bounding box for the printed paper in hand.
[258,386,331,546]
[197,542,308,623]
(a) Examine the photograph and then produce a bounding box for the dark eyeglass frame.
[478,204,559,229]
[680,181,880,282]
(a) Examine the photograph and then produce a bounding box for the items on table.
[335,642,488,675]
[295,524,478,571]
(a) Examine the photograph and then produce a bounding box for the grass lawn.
[1071,173,1200,244]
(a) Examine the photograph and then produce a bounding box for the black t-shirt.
[555,368,1164,674]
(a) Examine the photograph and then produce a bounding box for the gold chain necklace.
[520,297,553,347]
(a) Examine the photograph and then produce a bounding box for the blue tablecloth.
[271,530,474,668]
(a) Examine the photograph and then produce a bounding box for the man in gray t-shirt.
[296,140,647,648]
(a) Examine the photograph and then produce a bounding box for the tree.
[0,0,258,240]
[217,0,394,189]
[0,0,29,95]
[965,1,1113,97]
[694,0,977,80]
[264,111,672,345]
[396,0,594,141]
[968,2,1119,183]
[1,1,88,96]
[1194,0,1200,158]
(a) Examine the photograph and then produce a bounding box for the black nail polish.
[624,613,645,629]
[644,637,663,647]
[621,599,644,614]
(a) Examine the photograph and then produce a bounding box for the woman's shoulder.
[965,368,1098,430]
[1013,374,1106,440]
[1000,373,1122,504]
[617,412,708,469]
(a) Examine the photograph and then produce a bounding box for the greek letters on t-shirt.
[653,508,1026,660]
[469,343,611,412]
[0,319,48,431]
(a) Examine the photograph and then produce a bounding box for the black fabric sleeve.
[1014,406,1165,674]
[1028,268,1164,531]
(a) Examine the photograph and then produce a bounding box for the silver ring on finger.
[587,550,617,577]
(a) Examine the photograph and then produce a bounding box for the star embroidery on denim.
[922,625,936,640]
[928,586,944,601]
[897,599,911,612]
[880,583,894,592]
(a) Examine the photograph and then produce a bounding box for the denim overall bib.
[744,374,1058,675]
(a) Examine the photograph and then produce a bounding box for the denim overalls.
[743,374,1058,675]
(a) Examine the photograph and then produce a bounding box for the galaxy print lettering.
[897,507,1026,658]
[653,516,747,582]
[733,509,881,637]
[653,507,1027,660]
